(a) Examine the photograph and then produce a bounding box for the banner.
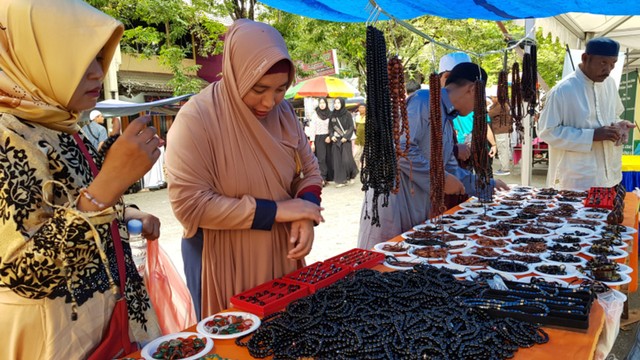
[296,49,339,81]
[619,71,639,154]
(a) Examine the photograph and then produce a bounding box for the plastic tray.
[478,282,594,330]
[283,261,352,293]
[324,248,385,270]
[230,278,310,317]
[584,187,615,210]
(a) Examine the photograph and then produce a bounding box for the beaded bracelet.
[79,188,108,210]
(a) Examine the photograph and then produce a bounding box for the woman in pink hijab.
[165,19,324,318]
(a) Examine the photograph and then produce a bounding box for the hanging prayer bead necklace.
[362,26,397,225]
[429,72,445,217]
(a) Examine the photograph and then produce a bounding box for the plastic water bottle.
[127,219,146,276]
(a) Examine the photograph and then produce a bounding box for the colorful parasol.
[285,75,359,99]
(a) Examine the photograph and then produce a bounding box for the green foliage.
[159,46,205,95]
[258,8,367,88]
[121,26,162,57]
[254,8,565,91]
[84,0,226,96]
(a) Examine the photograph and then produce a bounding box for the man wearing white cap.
[538,37,634,190]
[82,109,108,151]
[438,52,498,168]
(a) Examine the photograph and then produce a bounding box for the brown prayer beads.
[429,73,445,217]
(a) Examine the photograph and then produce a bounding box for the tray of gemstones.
[324,248,386,271]
[283,261,352,293]
[478,281,594,329]
[230,278,310,317]
[584,187,615,209]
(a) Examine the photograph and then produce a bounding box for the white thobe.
[538,66,624,191]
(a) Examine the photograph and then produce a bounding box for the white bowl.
[617,263,633,274]
[455,208,485,217]
[468,270,518,282]
[461,247,504,258]
[585,272,632,286]
[141,332,213,360]
[532,263,581,279]
[446,225,479,237]
[540,252,587,266]
[485,260,532,276]
[373,241,411,255]
[445,254,488,269]
[545,242,583,255]
[383,255,424,270]
[517,275,571,288]
[506,243,549,255]
[197,312,260,339]
[408,246,449,261]
[477,229,513,240]
[474,237,509,249]
[431,262,475,278]
[555,226,596,238]
[581,247,629,260]
[413,223,441,232]
[601,224,638,235]
[459,201,491,210]
[487,211,517,219]
[517,226,555,238]
[446,240,475,253]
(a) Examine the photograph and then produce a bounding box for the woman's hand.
[83,116,161,209]
[287,220,314,260]
[331,136,338,143]
[125,206,161,240]
[324,136,331,144]
[340,138,347,143]
[275,199,324,224]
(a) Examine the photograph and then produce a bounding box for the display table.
[124,194,639,360]
[622,155,640,191]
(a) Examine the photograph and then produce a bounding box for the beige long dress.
[166,19,322,317]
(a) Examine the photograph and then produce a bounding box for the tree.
[256,8,566,91]
[85,0,226,95]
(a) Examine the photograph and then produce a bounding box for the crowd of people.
[0,0,636,358]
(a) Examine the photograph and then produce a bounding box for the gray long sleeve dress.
[357,88,495,249]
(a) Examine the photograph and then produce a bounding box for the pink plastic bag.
[144,240,197,335]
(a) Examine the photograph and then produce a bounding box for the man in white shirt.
[538,37,634,190]
[82,109,108,151]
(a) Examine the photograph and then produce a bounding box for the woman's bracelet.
[79,188,108,210]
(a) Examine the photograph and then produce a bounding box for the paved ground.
[125,161,638,359]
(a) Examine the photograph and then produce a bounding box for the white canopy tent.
[537,14,640,70]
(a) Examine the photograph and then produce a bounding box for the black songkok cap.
[586,37,620,57]
[445,62,488,86]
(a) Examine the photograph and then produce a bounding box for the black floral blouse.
[0,114,159,343]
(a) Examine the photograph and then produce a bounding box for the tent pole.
[520,19,535,186]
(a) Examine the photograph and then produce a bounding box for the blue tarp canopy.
[259,1,640,22]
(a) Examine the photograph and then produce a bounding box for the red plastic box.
[230,278,310,317]
[283,261,352,293]
[324,248,385,271]
[584,187,615,210]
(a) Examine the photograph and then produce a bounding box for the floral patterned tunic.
[0,114,159,358]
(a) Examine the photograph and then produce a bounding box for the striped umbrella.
[285,75,359,99]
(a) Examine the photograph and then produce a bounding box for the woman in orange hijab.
[166,19,324,319]
[0,0,162,358]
